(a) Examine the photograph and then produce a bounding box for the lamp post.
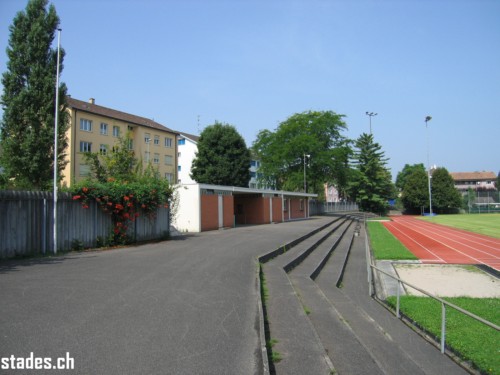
[303,153,310,193]
[425,115,432,215]
[53,28,61,255]
[365,112,377,134]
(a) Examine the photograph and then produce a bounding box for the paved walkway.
[0,216,474,374]
[0,217,331,375]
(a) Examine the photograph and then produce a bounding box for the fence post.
[441,302,446,354]
[396,281,401,318]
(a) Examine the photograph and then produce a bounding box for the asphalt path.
[0,217,331,375]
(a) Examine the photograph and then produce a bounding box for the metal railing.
[369,264,500,354]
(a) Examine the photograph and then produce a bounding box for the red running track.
[383,216,500,271]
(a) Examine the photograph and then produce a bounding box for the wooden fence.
[0,190,170,259]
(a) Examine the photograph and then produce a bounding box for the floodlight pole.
[425,116,432,216]
[303,153,310,193]
[53,28,61,255]
[366,112,377,135]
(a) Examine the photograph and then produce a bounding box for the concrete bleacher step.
[290,274,385,374]
[314,228,468,375]
[267,216,345,270]
[312,221,356,287]
[263,262,333,374]
[289,219,352,280]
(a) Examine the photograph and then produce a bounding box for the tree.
[400,168,428,214]
[431,167,462,213]
[83,132,138,183]
[252,111,350,196]
[348,133,393,214]
[191,122,251,187]
[395,163,426,191]
[0,0,69,190]
[73,133,173,245]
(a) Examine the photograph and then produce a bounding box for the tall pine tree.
[1,0,69,190]
[348,133,393,214]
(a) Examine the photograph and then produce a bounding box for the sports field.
[420,214,500,239]
[383,216,500,270]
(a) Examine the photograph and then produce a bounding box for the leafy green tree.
[74,133,173,245]
[83,132,139,183]
[191,122,251,187]
[395,163,426,191]
[400,168,428,214]
[497,171,500,190]
[252,111,350,196]
[431,167,462,213]
[348,133,393,214]
[0,0,69,190]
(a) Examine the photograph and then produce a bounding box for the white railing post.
[396,280,401,318]
[441,302,446,354]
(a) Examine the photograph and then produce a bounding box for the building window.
[283,199,288,212]
[153,153,160,164]
[79,164,90,177]
[178,152,181,158]
[113,126,120,137]
[178,165,181,172]
[100,123,108,135]
[80,119,92,132]
[100,144,108,155]
[154,135,160,145]
[300,199,304,211]
[165,137,173,148]
[178,138,185,146]
[144,151,150,162]
[165,173,173,183]
[128,139,134,150]
[164,155,173,165]
[79,141,92,153]
[145,133,151,144]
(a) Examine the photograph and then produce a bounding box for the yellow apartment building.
[63,97,178,187]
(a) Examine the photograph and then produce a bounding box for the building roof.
[450,171,496,181]
[178,132,200,143]
[67,97,178,134]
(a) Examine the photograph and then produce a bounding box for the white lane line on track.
[383,222,445,263]
[394,219,500,260]
[400,219,500,251]
[389,221,493,267]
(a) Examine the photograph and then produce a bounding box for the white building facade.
[176,132,199,184]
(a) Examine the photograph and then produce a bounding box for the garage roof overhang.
[185,183,318,199]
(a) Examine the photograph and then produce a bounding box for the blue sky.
[1,0,499,179]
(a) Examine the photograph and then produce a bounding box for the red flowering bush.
[72,179,172,245]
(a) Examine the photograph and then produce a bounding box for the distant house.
[176,132,199,184]
[64,97,178,186]
[450,171,497,193]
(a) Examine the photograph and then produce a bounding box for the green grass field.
[386,296,500,375]
[367,218,500,374]
[366,221,417,260]
[419,214,500,239]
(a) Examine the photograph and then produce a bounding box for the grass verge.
[386,296,500,375]
[367,221,418,260]
[259,263,281,371]
[419,213,500,239]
